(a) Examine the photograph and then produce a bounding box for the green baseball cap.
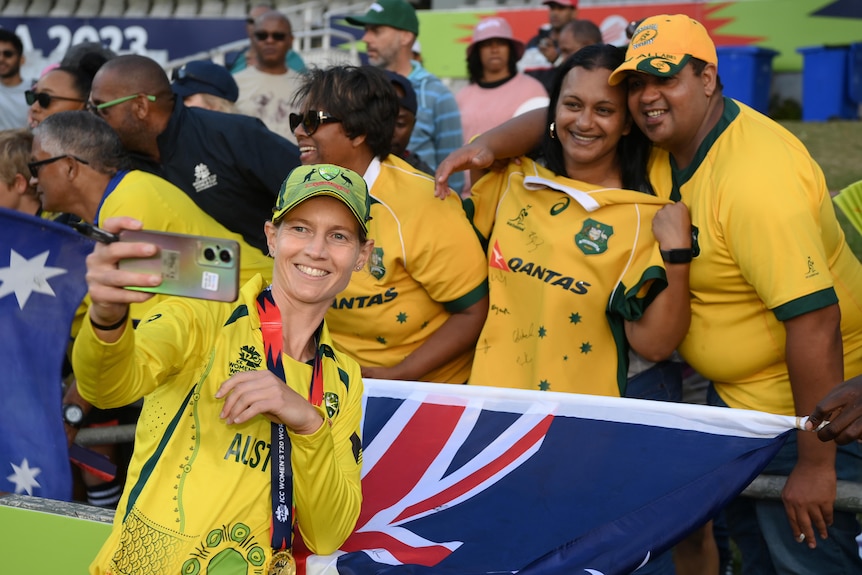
[345,0,419,35]
[272,164,371,234]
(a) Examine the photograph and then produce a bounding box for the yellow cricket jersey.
[325,156,489,383]
[467,158,671,395]
[73,275,363,574]
[649,98,862,415]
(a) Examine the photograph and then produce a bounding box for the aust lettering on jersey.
[224,433,271,472]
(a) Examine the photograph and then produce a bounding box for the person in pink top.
[456,16,548,193]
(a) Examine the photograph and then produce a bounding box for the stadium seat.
[125,0,152,17]
[99,1,126,16]
[75,0,104,17]
[25,0,53,16]
[199,0,225,16]
[150,0,176,17]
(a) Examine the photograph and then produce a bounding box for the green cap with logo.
[345,0,419,35]
[272,164,371,234]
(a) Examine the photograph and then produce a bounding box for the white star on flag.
[6,458,42,495]
[0,249,67,309]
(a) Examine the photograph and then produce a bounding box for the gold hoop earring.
[549,121,556,140]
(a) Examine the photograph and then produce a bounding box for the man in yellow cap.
[609,14,862,575]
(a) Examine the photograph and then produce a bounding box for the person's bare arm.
[626,202,692,360]
[435,108,547,198]
[782,304,842,549]
[361,296,489,381]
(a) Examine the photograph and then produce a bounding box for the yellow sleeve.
[289,358,364,554]
[72,298,214,409]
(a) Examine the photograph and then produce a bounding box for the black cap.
[171,60,239,103]
[384,70,417,116]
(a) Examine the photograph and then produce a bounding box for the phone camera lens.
[219,250,232,263]
[204,247,216,261]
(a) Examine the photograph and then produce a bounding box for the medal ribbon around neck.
[256,287,324,555]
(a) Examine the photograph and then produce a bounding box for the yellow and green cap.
[608,14,717,86]
[272,164,371,233]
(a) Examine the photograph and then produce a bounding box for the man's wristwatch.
[660,248,693,264]
[62,403,85,428]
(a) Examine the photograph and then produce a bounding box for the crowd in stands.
[2,2,862,574]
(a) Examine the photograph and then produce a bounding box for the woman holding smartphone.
[72,164,371,575]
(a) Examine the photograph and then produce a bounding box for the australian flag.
[0,208,93,500]
[297,379,797,575]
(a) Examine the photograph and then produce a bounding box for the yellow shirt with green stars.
[648,98,862,415]
[325,156,488,383]
[466,157,671,395]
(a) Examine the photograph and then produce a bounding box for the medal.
[267,549,296,575]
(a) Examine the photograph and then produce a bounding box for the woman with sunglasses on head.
[292,65,489,385]
[27,51,111,128]
[72,164,370,575]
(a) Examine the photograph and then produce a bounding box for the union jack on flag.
[296,379,797,575]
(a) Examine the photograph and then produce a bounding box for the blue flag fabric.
[298,379,796,575]
[0,208,93,500]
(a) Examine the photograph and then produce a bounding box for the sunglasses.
[28,154,90,179]
[289,110,341,136]
[0,49,17,59]
[25,90,86,109]
[86,93,157,115]
[253,31,288,42]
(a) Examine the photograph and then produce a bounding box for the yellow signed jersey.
[649,98,862,414]
[74,276,363,574]
[467,157,671,395]
[325,156,488,383]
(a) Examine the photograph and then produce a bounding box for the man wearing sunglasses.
[89,54,300,255]
[233,10,302,144]
[224,2,307,76]
[0,29,31,130]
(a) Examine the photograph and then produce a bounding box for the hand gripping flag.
[296,379,797,575]
[0,209,94,501]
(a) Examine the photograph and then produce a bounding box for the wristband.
[660,248,693,264]
[90,310,129,331]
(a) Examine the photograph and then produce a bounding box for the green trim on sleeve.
[443,280,489,313]
[773,288,838,321]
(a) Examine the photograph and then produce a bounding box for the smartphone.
[117,229,240,302]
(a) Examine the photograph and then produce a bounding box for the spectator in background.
[519,0,578,73]
[384,70,433,176]
[292,65,488,383]
[233,10,302,143]
[411,39,422,64]
[557,19,603,63]
[346,0,465,193]
[27,50,111,128]
[87,54,300,255]
[456,16,548,193]
[171,59,239,113]
[527,17,601,94]
[225,2,307,74]
[0,129,39,214]
[0,29,31,130]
